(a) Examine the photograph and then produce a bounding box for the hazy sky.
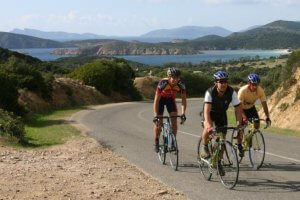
[1,0,299,36]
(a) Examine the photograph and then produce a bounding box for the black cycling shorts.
[243,106,259,122]
[202,111,228,134]
[158,97,177,115]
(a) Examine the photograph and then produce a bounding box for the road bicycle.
[231,118,270,170]
[155,116,185,171]
[197,126,242,189]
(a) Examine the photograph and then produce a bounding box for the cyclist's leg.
[154,98,164,152]
[201,111,217,158]
[166,97,178,136]
[251,106,260,129]
[215,113,227,156]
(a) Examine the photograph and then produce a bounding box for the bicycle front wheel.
[249,130,265,170]
[158,132,166,165]
[169,133,179,171]
[218,141,239,189]
[230,129,243,164]
[197,137,212,180]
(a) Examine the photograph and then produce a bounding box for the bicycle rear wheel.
[158,132,166,165]
[169,133,179,171]
[249,130,265,170]
[218,141,239,189]
[197,137,212,180]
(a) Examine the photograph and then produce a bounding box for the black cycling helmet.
[213,70,228,80]
[167,67,181,77]
[248,73,260,84]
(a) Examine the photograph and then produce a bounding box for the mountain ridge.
[0,32,66,49]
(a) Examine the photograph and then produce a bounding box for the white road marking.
[265,152,300,163]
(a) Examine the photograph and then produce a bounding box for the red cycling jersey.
[156,78,186,99]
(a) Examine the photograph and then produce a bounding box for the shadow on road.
[238,162,300,172]
[236,162,300,193]
[236,178,300,193]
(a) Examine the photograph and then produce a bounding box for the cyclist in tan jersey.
[237,73,271,157]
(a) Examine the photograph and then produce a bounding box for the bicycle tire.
[249,130,265,170]
[218,141,239,189]
[230,129,243,164]
[158,131,166,165]
[197,137,212,180]
[169,133,179,171]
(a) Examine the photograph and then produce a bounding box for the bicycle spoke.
[249,130,265,170]
[197,138,212,180]
[218,141,239,189]
[230,130,243,164]
[169,133,179,171]
[158,131,166,165]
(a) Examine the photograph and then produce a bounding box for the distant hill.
[11,27,232,42]
[239,25,261,32]
[52,20,300,55]
[188,20,300,50]
[0,47,42,63]
[141,26,232,39]
[0,32,65,49]
[11,28,106,41]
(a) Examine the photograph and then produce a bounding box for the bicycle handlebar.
[209,125,246,135]
[247,118,270,129]
[153,115,186,125]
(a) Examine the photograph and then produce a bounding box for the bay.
[11,48,289,65]
[10,48,77,61]
[117,50,290,65]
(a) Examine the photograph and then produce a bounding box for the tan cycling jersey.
[238,85,266,110]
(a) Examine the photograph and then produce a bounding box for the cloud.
[48,11,78,24]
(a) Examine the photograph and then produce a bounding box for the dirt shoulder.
[0,111,187,200]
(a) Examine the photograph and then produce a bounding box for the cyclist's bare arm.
[261,101,270,118]
[203,103,213,131]
[153,91,161,116]
[181,92,187,115]
[234,104,243,126]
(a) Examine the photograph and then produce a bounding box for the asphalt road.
[71,99,300,200]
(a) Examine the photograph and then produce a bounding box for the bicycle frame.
[156,115,184,171]
[198,126,240,189]
[242,118,268,151]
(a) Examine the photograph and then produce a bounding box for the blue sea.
[11,48,290,66]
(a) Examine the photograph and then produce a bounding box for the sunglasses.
[250,83,258,86]
[217,80,228,84]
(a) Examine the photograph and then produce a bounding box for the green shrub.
[0,109,26,143]
[69,60,116,95]
[278,103,289,112]
[0,70,25,115]
[69,59,142,100]
[0,57,53,99]
[282,50,300,88]
[181,71,212,97]
[295,87,300,102]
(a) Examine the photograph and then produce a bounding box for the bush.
[0,109,26,143]
[282,50,300,88]
[295,87,300,102]
[69,59,142,100]
[69,60,116,95]
[0,70,25,115]
[181,71,212,97]
[278,103,289,112]
[0,57,53,99]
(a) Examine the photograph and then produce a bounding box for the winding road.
[71,99,300,200]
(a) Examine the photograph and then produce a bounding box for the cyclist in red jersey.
[153,67,187,153]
